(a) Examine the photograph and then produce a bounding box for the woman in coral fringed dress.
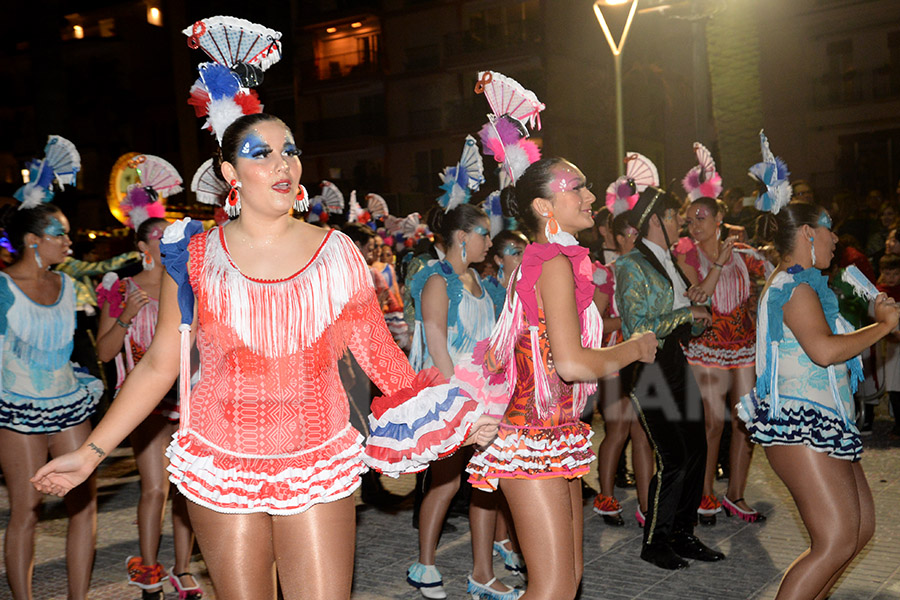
[32,113,496,600]
[466,158,657,600]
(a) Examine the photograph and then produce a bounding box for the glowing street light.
[593,0,639,176]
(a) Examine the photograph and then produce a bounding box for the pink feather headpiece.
[682,142,723,202]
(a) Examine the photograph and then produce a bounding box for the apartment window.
[313,18,381,80]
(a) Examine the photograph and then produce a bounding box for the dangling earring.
[544,210,560,241]
[142,252,154,271]
[30,243,43,269]
[809,236,816,266]
[461,240,467,263]
[226,179,242,218]
[716,226,722,241]
[294,184,309,213]
[498,262,505,281]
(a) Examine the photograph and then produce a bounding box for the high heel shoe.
[635,507,646,528]
[722,495,766,523]
[592,494,625,526]
[466,575,524,600]
[492,539,526,579]
[408,562,447,599]
[168,567,203,600]
[697,494,721,526]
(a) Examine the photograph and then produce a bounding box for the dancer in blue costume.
[739,201,899,600]
[408,203,520,600]
[0,203,103,600]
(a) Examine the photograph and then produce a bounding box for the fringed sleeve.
[96,272,125,318]
[331,238,483,476]
[0,276,12,393]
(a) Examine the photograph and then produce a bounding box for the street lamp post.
[593,0,640,176]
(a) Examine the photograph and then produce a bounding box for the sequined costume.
[615,243,706,546]
[0,272,102,433]
[466,243,603,491]
[161,225,479,514]
[738,267,863,461]
[96,274,178,420]
[673,239,771,368]
[408,260,496,371]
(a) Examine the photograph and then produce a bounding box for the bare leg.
[691,364,730,497]
[725,367,756,510]
[765,445,870,600]
[0,429,49,600]
[48,422,97,600]
[271,496,355,600]
[500,477,581,600]
[629,419,653,513]
[186,504,277,600]
[417,451,465,565]
[597,394,633,498]
[171,489,198,589]
[129,414,175,566]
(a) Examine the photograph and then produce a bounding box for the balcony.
[299,48,382,84]
[443,20,542,62]
[813,66,900,107]
[404,43,441,71]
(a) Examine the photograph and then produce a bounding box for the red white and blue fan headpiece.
[682,142,723,202]
[475,71,545,132]
[14,135,81,209]
[605,152,658,216]
[120,154,182,230]
[184,16,282,143]
[749,129,792,214]
[437,135,484,213]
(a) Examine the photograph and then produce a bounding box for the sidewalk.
[3,412,900,599]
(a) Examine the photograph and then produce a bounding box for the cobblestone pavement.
[3,409,900,599]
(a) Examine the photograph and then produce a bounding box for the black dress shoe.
[640,543,690,570]
[602,513,625,526]
[669,533,725,562]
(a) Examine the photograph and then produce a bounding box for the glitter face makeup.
[502,245,524,257]
[553,169,583,193]
[817,211,833,230]
[43,216,66,237]
[238,132,267,159]
[471,225,490,237]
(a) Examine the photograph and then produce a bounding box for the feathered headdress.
[475,71,544,186]
[184,16,282,143]
[605,152,659,216]
[119,154,182,229]
[14,135,81,210]
[437,135,484,213]
[682,142,723,202]
[749,129,792,214]
[482,190,504,237]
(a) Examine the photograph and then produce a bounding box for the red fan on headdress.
[366,193,389,220]
[475,71,545,131]
[605,152,659,216]
[190,158,230,208]
[184,16,282,71]
[682,142,723,201]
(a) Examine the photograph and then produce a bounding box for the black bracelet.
[115,317,130,329]
[712,262,724,269]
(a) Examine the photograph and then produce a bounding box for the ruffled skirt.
[0,366,102,434]
[737,389,862,461]
[466,421,595,491]
[167,424,366,515]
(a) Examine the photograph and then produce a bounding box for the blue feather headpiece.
[13,135,81,210]
[749,129,792,214]
[436,135,485,213]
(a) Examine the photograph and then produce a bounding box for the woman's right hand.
[690,305,712,326]
[874,293,900,331]
[30,446,100,497]
[630,331,658,363]
[120,288,150,323]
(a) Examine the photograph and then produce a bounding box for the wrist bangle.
[115,317,131,329]
[712,263,724,269]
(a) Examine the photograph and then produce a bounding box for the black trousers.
[627,325,707,547]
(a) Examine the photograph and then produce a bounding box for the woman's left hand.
[466,414,499,448]
[686,286,709,304]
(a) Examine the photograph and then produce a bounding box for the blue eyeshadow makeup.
[817,211,833,230]
[44,217,66,237]
[238,132,268,159]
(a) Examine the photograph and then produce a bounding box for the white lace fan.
[44,135,81,188]
[184,16,282,71]
[366,193,389,219]
[318,181,345,214]
[134,154,183,197]
[475,71,546,131]
[190,158,229,206]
